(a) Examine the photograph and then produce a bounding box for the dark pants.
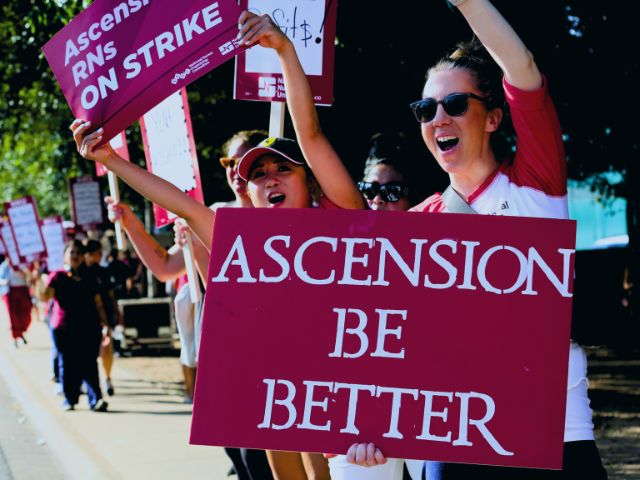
[425,440,607,480]
[53,328,103,408]
[224,447,273,480]
[48,321,60,382]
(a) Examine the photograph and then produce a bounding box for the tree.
[0,1,87,218]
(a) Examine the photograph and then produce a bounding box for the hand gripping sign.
[234,0,338,106]
[43,0,247,145]
[190,208,577,470]
[96,131,130,177]
[96,131,130,249]
[3,197,48,264]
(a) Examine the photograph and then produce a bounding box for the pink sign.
[43,0,247,145]
[234,0,338,106]
[68,176,104,228]
[3,197,48,264]
[140,88,204,228]
[190,209,576,470]
[96,131,130,176]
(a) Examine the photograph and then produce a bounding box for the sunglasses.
[358,181,409,203]
[219,157,237,169]
[409,92,488,123]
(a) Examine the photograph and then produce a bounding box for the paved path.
[0,371,66,479]
[0,307,230,479]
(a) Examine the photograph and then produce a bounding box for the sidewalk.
[0,307,230,479]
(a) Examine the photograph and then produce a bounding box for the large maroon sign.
[43,0,246,145]
[190,209,576,470]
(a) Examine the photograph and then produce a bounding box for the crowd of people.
[67,1,611,479]
[1,234,146,412]
[0,0,621,478]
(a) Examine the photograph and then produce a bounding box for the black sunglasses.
[409,92,488,123]
[358,181,409,203]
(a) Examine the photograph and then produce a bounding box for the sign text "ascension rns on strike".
[43,0,245,144]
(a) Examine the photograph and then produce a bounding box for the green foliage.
[0,0,88,218]
[0,0,637,240]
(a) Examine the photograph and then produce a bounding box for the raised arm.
[71,120,215,248]
[454,0,542,90]
[238,12,365,210]
[106,198,189,282]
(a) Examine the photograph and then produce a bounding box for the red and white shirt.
[411,77,568,220]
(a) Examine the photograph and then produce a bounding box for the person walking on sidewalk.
[40,240,109,412]
[82,239,123,396]
[0,256,32,348]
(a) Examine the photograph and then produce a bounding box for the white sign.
[142,91,197,193]
[139,87,204,228]
[0,221,21,267]
[245,0,326,75]
[70,177,104,226]
[234,0,337,105]
[41,217,66,272]
[6,199,46,259]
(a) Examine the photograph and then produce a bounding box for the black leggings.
[224,447,273,480]
[425,441,607,480]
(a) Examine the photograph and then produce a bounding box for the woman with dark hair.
[358,133,416,212]
[41,240,108,412]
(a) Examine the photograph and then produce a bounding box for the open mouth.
[268,192,286,205]
[436,135,459,152]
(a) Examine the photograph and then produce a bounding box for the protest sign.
[140,88,204,228]
[69,176,104,228]
[96,130,130,177]
[41,216,66,272]
[190,209,576,470]
[234,0,338,105]
[3,197,47,263]
[43,0,247,145]
[0,220,21,268]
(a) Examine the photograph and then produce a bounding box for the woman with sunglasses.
[358,133,416,212]
[345,0,607,479]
